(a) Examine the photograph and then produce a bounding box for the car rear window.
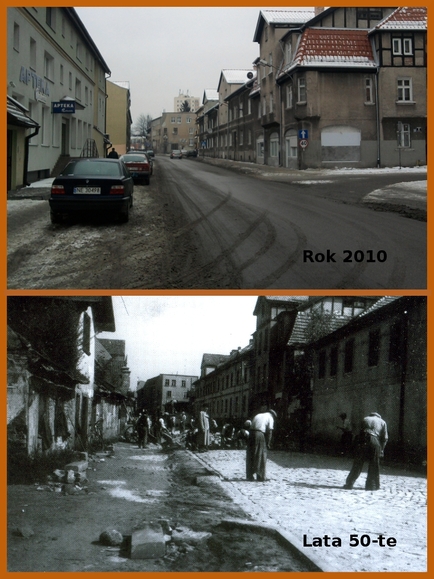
[62,161,122,177]
[121,155,148,163]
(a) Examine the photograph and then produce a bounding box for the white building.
[7,7,111,184]
[174,91,200,113]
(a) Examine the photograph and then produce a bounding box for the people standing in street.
[136,410,148,449]
[198,405,210,452]
[246,406,276,482]
[343,412,388,491]
[337,412,353,456]
[180,412,187,433]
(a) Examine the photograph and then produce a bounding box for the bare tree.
[133,114,152,136]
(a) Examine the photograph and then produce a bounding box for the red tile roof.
[292,28,376,69]
[374,6,427,30]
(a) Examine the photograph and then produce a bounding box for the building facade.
[174,91,200,113]
[7,7,110,184]
[309,297,427,463]
[137,374,198,417]
[106,80,132,156]
[151,112,198,153]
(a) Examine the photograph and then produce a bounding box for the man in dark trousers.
[136,410,148,449]
[343,412,388,491]
[246,406,276,482]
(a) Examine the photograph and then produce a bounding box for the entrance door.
[61,121,69,155]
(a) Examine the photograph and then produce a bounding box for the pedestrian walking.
[246,407,276,482]
[136,410,148,449]
[169,415,176,434]
[198,405,210,452]
[337,412,353,456]
[343,412,388,491]
[107,147,119,158]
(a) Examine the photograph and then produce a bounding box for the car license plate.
[73,187,101,194]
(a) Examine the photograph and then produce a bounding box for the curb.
[219,518,330,572]
[188,449,330,572]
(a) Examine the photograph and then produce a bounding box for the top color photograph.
[7,6,427,290]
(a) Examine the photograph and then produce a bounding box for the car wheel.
[50,210,62,224]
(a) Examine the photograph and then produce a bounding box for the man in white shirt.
[246,406,276,482]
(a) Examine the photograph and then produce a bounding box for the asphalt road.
[7,158,426,289]
[158,157,426,289]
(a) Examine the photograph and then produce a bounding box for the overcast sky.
[75,7,268,124]
[97,295,259,389]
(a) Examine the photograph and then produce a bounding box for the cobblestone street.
[194,449,427,572]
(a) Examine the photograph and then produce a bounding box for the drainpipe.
[23,126,40,186]
[375,67,381,167]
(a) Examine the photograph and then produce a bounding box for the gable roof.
[203,89,219,103]
[253,9,315,42]
[373,6,427,31]
[201,353,230,368]
[286,28,376,72]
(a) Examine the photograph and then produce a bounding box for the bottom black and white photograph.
[7,294,427,572]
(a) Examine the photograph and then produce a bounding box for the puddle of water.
[108,487,158,503]
[129,455,168,462]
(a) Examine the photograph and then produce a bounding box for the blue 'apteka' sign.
[52,101,75,114]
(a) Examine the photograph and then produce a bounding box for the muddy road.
[7,443,314,572]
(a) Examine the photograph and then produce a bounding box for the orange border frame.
[2,1,430,578]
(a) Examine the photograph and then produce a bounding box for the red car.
[120,152,151,184]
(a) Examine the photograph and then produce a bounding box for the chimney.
[314,7,325,16]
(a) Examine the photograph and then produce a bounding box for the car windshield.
[172,150,181,154]
[62,160,122,177]
[121,155,148,163]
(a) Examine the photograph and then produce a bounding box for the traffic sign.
[299,139,308,149]
[298,129,309,140]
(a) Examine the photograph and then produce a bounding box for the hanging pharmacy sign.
[52,101,75,114]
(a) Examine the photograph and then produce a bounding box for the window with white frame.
[397,78,413,102]
[239,104,243,118]
[393,37,413,56]
[187,117,191,123]
[177,116,181,123]
[365,77,374,103]
[298,77,306,102]
[248,99,251,115]
[403,38,413,55]
[397,123,411,147]
[392,38,402,55]
[171,116,175,123]
[262,97,266,116]
[285,41,292,64]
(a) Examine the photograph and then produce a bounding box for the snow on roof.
[374,6,427,31]
[203,89,219,102]
[111,81,130,90]
[261,9,316,25]
[289,28,376,70]
[222,69,255,84]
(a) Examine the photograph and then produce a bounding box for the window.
[268,53,273,75]
[187,117,191,123]
[165,379,169,386]
[393,38,413,56]
[330,346,338,376]
[397,78,412,102]
[166,390,172,399]
[397,123,411,147]
[46,7,55,29]
[262,97,266,116]
[171,379,176,386]
[69,72,72,91]
[318,351,326,379]
[173,127,178,135]
[239,131,244,145]
[365,78,374,103]
[344,339,354,373]
[368,329,381,367]
[13,23,19,51]
[30,38,36,69]
[298,78,306,102]
[177,116,181,123]
[183,391,189,399]
[270,134,279,157]
[269,93,274,113]
[248,130,252,145]
[286,85,293,108]
[60,64,64,84]
[75,78,82,100]
[181,380,186,387]
[44,52,54,81]
[247,100,251,115]
[76,41,82,62]
[171,117,176,123]
[189,128,193,134]
[286,41,292,64]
